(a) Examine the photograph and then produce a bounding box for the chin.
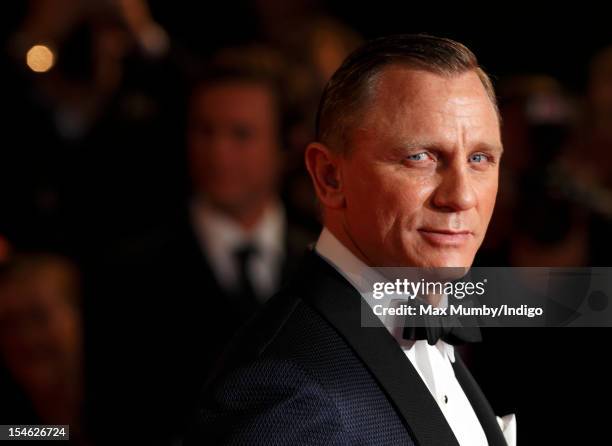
[403,250,476,269]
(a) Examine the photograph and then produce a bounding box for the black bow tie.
[403,323,482,346]
[402,310,482,346]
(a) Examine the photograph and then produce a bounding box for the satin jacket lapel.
[293,251,460,446]
[452,354,508,446]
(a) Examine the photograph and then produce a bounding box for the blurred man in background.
[85,46,313,445]
[187,47,311,315]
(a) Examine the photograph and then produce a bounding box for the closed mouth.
[418,228,473,246]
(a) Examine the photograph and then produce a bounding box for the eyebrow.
[473,142,504,155]
[393,140,504,155]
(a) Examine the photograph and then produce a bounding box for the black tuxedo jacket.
[185,250,507,445]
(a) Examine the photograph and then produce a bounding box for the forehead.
[353,66,500,148]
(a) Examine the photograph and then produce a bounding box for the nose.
[431,162,477,212]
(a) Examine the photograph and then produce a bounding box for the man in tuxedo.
[185,34,512,445]
[85,48,312,444]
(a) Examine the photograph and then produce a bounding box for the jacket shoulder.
[188,356,346,445]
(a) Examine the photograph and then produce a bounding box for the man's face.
[188,82,281,214]
[339,67,502,268]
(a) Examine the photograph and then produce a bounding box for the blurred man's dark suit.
[184,249,507,445]
[84,204,313,444]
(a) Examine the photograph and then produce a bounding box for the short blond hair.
[315,34,498,153]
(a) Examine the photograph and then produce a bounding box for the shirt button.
[443,395,448,404]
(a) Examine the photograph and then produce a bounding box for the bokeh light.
[26,45,55,73]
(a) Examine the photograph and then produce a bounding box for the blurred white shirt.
[190,198,285,302]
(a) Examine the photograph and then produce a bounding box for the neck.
[324,216,372,266]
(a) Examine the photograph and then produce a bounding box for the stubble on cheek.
[377,187,421,265]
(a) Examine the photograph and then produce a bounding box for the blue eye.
[407,152,428,161]
[470,153,488,163]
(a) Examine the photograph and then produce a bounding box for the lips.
[418,228,473,246]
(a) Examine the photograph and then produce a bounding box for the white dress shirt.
[190,199,286,302]
[315,227,516,446]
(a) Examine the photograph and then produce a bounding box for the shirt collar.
[190,198,286,260]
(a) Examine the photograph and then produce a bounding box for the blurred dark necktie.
[233,243,259,305]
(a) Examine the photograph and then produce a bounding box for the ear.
[304,142,345,209]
